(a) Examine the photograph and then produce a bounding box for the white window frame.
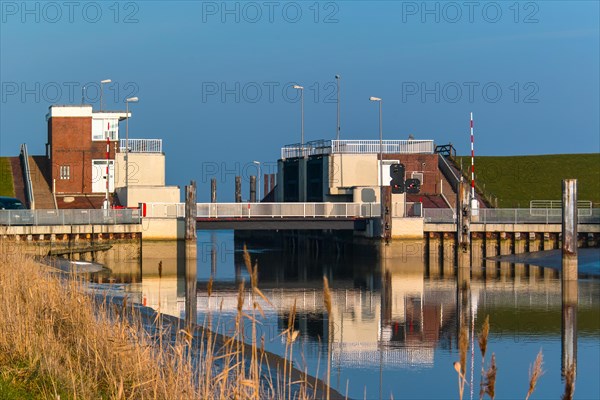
[92,118,119,141]
[59,165,70,180]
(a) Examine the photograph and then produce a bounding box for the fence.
[0,209,141,226]
[281,139,435,159]
[196,202,381,219]
[424,208,600,224]
[119,139,162,153]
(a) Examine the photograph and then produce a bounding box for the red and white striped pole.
[105,123,111,209]
[470,112,475,201]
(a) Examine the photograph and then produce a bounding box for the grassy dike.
[0,157,15,197]
[454,154,600,208]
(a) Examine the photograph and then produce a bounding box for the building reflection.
[93,234,593,375]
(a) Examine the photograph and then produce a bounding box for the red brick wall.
[49,117,115,194]
[381,153,441,194]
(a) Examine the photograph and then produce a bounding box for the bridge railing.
[424,208,600,224]
[0,209,141,226]
[196,202,382,219]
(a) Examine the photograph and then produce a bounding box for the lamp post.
[253,161,262,202]
[370,96,383,239]
[125,97,139,201]
[335,75,341,140]
[100,79,111,111]
[292,85,304,155]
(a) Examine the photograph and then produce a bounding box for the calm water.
[97,231,600,399]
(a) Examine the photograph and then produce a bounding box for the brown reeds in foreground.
[525,350,544,400]
[481,353,497,400]
[0,247,325,399]
[0,252,199,399]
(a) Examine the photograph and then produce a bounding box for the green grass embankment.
[0,157,15,197]
[454,154,600,208]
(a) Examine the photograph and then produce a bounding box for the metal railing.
[196,202,381,219]
[331,139,434,155]
[19,143,35,210]
[281,139,435,159]
[424,208,600,224]
[119,139,162,153]
[144,202,186,218]
[530,200,592,211]
[0,209,141,226]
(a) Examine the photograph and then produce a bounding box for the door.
[92,160,115,193]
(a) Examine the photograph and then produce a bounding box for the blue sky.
[1,1,598,201]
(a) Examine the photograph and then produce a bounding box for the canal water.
[97,231,600,399]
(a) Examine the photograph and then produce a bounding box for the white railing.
[144,202,186,218]
[281,139,435,159]
[424,208,600,224]
[0,209,141,226]
[530,200,592,211]
[331,140,434,155]
[196,202,381,219]
[119,139,162,153]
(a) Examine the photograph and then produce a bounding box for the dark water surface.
[97,231,600,399]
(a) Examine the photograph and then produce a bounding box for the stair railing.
[19,143,35,210]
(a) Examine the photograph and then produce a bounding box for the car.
[0,196,33,225]
[0,196,26,210]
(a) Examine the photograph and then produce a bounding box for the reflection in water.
[94,232,599,399]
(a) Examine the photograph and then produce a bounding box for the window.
[92,118,119,141]
[59,165,70,180]
[412,172,424,184]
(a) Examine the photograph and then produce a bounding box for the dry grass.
[0,247,328,399]
[525,350,544,400]
[455,315,547,400]
[0,252,199,399]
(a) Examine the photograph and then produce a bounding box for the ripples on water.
[92,231,600,399]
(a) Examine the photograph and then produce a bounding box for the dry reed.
[481,353,497,400]
[525,350,544,400]
[0,246,327,399]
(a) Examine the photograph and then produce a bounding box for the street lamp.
[292,85,304,155]
[335,75,341,140]
[253,161,262,202]
[125,97,139,199]
[100,79,112,111]
[370,96,383,239]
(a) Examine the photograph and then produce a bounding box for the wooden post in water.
[457,181,471,288]
[250,175,257,203]
[211,178,217,203]
[562,179,578,376]
[235,176,242,203]
[185,180,197,242]
[562,179,578,283]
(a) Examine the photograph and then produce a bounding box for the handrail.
[19,144,35,210]
[281,139,435,159]
[437,154,460,190]
[0,209,141,226]
[119,139,162,153]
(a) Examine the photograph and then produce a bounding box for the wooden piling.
[561,179,578,376]
[562,179,578,282]
[457,181,471,288]
[250,175,257,203]
[185,181,197,242]
[235,176,242,203]
[211,178,217,203]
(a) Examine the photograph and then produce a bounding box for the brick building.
[46,105,128,195]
